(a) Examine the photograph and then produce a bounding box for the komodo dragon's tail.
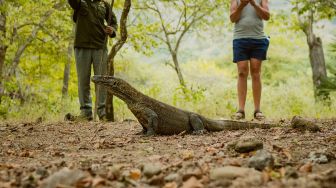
[203,118,276,132]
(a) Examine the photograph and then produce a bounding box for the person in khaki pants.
[68,0,118,120]
[230,0,270,120]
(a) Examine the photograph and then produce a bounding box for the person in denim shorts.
[230,0,270,120]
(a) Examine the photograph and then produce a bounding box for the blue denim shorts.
[233,38,270,63]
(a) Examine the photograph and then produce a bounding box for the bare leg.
[237,61,249,112]
[250,58,262,111]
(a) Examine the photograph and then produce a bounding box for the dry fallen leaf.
[181,150,194,160]
[129,169,141,180]
[299,163,313,173]
[205,147,217,153]
[279,167,286,178]
[262,170,271,183]
[272,145,292,160]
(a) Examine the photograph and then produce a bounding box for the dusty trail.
[0,119,335,187]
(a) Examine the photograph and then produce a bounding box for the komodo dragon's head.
[92,75,140,103]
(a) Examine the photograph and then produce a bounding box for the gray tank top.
[234,0,266,39]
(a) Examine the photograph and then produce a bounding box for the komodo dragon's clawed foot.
[145,128,155,137]
[192,129,207,135]
[190,114,205,132]
[135,129,147,135]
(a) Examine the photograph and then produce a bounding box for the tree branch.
[107,0,131,69]
[7,2,64,77]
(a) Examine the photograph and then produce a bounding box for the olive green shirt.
[68,0,118,49]
[234,0,266,39]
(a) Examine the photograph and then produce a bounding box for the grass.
[1,23,335,123]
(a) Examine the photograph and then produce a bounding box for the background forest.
[0,0,335,122]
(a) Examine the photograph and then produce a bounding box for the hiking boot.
[232,110,245,120]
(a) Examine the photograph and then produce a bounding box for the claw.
[192,129,206,135]
[145,129,155,137]
[135,129,146,135]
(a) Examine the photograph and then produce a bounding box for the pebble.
[308,151,329,164]
[228,138,263,153]
[164,173,179,182]
[143,164,162,178]
[248,150,274,170]
[210,166,260,180]
[182,166,203,181]
[40,167,86,188]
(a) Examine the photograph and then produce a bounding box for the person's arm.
[104,3,118,38]
[230,0,250,23]
[68,0,80,10]
[249,0,270,21]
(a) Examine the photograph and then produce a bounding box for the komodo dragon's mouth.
[91,75,135,103]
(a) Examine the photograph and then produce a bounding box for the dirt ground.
[0,118,336,188]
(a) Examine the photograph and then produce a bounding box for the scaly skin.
[92,76,275,136]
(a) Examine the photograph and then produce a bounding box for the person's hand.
[249,0,257,7]
[240,0,250,6]
[105,26,115,35]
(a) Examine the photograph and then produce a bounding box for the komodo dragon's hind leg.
[129,103,158,136]
[189,114,206,134]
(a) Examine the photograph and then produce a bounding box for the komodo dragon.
[92,76,275,136]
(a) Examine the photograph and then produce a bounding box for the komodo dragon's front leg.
[128,103,158,136]
[189,113,206,134]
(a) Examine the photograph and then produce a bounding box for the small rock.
[217,151,225,157]
[35,167,49,179]
[308,151,329,164]
[163,182,178,188]
[291,116,320,132]
[40,167,86,188]
[148,174,164,185]
[182,166,203,181]
[181,176,203,188]
[165,173,179,182]
[228,138,263,153]
[143,164,162,178]
[22,174,38,188]
[248,150,274,170]
[107,165,122,180]
[210,166,261,180]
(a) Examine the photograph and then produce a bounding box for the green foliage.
[172,84,206,107]
[1,0,336,122]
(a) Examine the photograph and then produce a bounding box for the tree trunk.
[299,10,329,101]
[105,59,115,121]
[171,52,186,87]
[62,26,75,98]
[0,1,6,104]
[105,0,131,122]
[308,36,328,100]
